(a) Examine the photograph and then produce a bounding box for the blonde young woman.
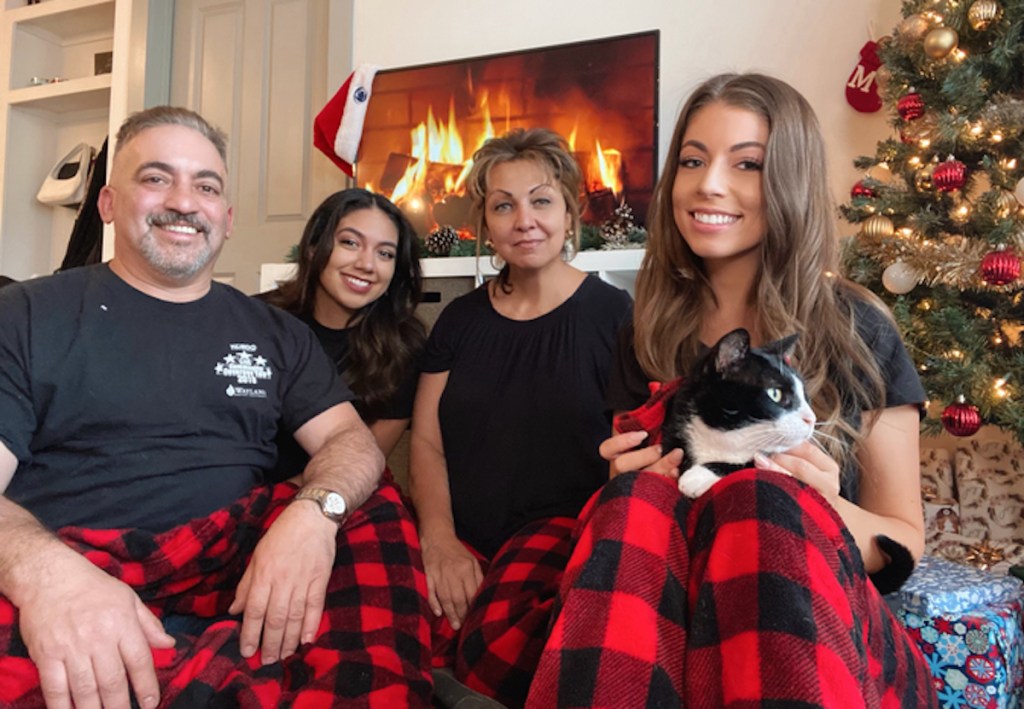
[409,128,631,706]
[525,73,937,707]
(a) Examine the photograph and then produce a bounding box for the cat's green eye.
[766,387,782,403]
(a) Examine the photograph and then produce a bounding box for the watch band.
[294,487,348,524]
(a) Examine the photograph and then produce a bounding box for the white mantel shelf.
[259,248,645,295]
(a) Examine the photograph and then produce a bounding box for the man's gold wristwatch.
[294,487,348,524]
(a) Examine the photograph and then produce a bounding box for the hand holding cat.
[754,441,841,508]
[601,430,684,480]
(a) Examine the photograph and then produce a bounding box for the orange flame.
[593,139,623,195]
[376,87,623,232]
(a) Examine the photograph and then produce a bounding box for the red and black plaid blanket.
[526,470,938,707]
[0,481,432,708]
[431,517,575,707]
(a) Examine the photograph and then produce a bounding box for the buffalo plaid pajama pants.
[0,481,433,708]
[432,516,576,707]
[525,470,938,708]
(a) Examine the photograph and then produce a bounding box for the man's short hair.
[114,106,228,165]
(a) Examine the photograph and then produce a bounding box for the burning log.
[380,153,416,195]
[433,194,471,231]
[583,187,617,225]
[425,162,465,203]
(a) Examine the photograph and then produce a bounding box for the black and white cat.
[663,328,816,498]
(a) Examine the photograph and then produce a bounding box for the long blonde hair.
[634,72,887,469]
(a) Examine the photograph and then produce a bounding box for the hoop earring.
[562,234,576,262]
[490,252,505,271]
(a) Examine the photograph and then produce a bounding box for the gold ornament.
[876,64,892,91]
[924,27,959,59]
[995,189,1017,218]
[861,214,895,238]
[914,163,936,192]
[898,13,931,42]
[968,0,1002,30]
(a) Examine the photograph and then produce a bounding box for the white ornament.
[882,261,919,294]
[1015,176,1024,206]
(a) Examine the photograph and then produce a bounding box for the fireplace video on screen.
[356,31,659,250]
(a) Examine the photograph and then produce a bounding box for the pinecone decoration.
[425,225,458,256]
[601,202,637,247]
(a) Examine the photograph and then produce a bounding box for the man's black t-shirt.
[0,265,352,532]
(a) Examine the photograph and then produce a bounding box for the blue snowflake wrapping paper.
[898,601,1022,709]
[893,556,1024,708]
[900,555,1024,617]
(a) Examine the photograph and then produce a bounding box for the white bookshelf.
[0,0,168,280]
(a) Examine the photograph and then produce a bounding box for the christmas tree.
[841,0,1024,443]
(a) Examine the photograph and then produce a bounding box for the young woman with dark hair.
[262,188,426,470]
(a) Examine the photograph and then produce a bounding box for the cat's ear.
[762,333,800,362]
[715,328,750,373]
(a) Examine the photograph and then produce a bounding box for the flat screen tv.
[356,31,659,249]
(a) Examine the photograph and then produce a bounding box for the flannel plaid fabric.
[526,471,938,708]
[0,481,432,708]
[611,376,685,447]
[431,517,575,707]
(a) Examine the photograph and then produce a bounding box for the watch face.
[323,492,347,517]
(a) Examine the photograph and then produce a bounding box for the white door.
[171,0,348,293]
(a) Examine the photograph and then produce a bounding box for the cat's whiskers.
[809,425,842,450]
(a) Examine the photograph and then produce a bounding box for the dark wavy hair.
[264,188,426,419]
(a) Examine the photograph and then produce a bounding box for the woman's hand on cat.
[754,441,841,507]
[601,431,684,480]
[420,535,483,630]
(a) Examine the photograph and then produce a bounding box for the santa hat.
[314,64,380,177]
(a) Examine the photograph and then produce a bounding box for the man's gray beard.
[139,230,213,280]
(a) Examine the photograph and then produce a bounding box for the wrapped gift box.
[898,601,1023,708]
[893,556,1024,708]
[900,555,1024,616]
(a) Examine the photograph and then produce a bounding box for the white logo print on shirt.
[215,343,272,398]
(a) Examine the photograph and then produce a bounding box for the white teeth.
[163,224,198,235]
[345,276,370,288]
[693,212,738,225]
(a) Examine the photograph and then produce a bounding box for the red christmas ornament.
[941,399,982,437]
[897,92,925,121]
[981,248,1022,285]
[851,180,876,199]
[933,158,967,192]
